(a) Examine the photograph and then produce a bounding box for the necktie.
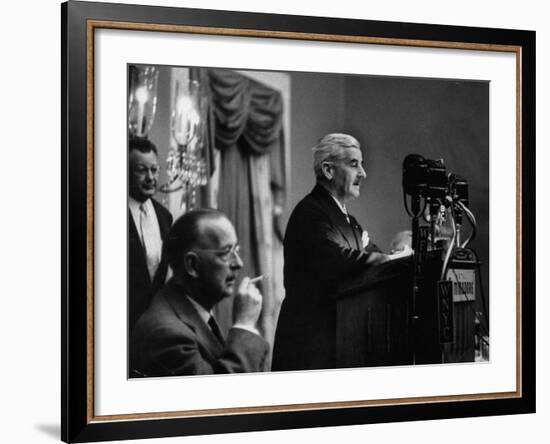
[139,203,160,280]
[348,215,362,250]
[342,207,350,224]
[208,315,224,344]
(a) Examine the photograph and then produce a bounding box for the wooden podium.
[335,257,415,368]
[335,253,475,368]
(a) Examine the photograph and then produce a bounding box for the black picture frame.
[62,1,536,442]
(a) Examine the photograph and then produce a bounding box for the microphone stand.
[411,194,421,365]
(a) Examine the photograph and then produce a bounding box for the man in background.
[130,209,269,376]
[128,137,173,332]
[272,133,411,371]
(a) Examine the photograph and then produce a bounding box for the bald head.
[195,216,237,250]
[164,209,243,306]
[164,209,229,271]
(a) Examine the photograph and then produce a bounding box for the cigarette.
[249,275,264,284]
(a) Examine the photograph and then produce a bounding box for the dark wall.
[287,71,489,319]
[288,72,346,211]
[345,76,488,251]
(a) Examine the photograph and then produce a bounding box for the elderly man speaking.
[272,133,411,372]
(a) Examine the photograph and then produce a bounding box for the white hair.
[312,133,361,180]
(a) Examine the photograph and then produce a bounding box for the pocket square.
[361,230,370,248]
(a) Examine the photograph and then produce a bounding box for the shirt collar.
[327,192,348,215]
[129,196,152,212]
[186,295,213,325]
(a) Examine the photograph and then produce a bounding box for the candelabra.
[128,66,159,138]
[161,78,208,211]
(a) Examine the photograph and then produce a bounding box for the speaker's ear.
[183,251,200,278]
[321,161,333,180]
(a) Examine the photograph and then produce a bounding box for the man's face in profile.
[331,147,367,203]
[129,149,159,202]
[194,217,243,306]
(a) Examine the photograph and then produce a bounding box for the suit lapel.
[151,198,171,239]
[128,208,152,282]
[128,209,141,244]
[348,215,364,250]
[310,185,358,250]
[163,282,224,357]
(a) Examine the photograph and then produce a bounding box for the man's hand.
[388,244,414,260]
[389,230,412,253]
[366,251,391,265]
[232,277,263,330]
[366,245,414,265]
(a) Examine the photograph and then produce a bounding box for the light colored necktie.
[139,203,160,280]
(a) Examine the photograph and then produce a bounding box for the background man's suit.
[272,184,380,371]
[129,198,173,331]
[131,279,269,376]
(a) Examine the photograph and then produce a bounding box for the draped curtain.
[206,69,287,368]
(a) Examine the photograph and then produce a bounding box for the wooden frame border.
[62,1,535,442]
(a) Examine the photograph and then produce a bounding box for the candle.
[135,85,148,137]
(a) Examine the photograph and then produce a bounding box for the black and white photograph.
[3,0,547,442]
[55,1,538,442]
[127,64,490,378]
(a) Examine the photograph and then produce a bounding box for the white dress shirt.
[129,196,163,280]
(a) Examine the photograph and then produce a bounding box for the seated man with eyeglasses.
[130,209,269,377]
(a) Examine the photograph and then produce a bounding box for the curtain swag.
[208,69,283,155]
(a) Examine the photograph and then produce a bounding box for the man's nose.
[231,252,244,269]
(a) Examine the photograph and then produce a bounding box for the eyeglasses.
[194,244,241,263]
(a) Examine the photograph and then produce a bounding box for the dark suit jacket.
[272,184,380,371]
[129,198,173,332]
[130,279,269,376]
